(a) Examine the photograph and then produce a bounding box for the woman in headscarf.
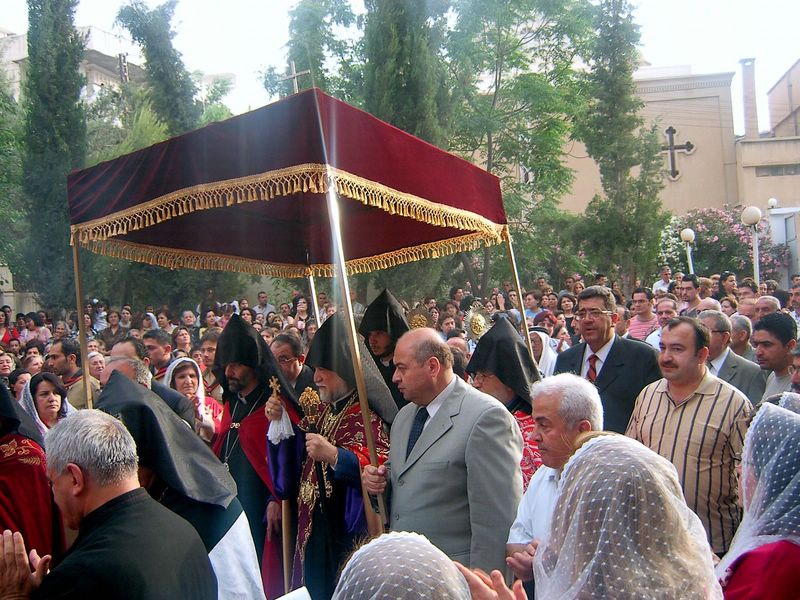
[20,372,76,438]
[333,532,469,600]
[164,357,223,443]
[715,400,800,599]
[529,329,557,377]
[533,433,722,599]
[141,311,159,332]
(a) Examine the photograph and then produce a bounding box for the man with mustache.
[626,316,753,557]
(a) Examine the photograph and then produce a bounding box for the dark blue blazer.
[554,335,661,433]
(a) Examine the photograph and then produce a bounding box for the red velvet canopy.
[67,88,507,277]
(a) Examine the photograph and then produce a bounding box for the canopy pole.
[281,500,293,593]
[505,235,536,362]
[323,174,386,536]
[71,242,92,409]
[307,274,322,328]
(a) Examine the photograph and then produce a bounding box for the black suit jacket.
[554,335,661,433]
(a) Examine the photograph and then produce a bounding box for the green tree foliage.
[117,0,201,136]
[572,0,668,291]
[446,0,594,295]
[262,0,356,100]
[363,0,451,147]
[197,73,234,125]
[0,73,29,275]
[22,0,86,309]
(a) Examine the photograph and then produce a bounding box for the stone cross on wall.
[661,126,695,180]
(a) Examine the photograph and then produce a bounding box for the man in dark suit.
[269,332,317,396]
[700,310,766,405]
[554,285,661,432]
[363,328,522,574]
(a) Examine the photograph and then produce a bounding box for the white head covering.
[534,434,722,600]
[144,312,159,331]
[530,330,557,377]
[778,391,800,414]
[164,357,205,411]
[20,376,76,438]
[332,532,469,600]
[716,403,800,582]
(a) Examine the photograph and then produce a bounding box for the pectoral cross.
[279,60,311,94]
[661,126,695,180]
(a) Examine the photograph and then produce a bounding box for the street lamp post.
[680,228,695,274]
[741,206,763,285]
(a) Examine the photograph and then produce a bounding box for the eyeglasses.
[574,309,613,321]
[276,356,298,364]
[472,371,496,383]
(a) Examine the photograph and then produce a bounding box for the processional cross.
[279,60,312,94]
[661,126,695,180]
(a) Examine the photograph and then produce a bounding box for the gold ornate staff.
[298,387,329,512]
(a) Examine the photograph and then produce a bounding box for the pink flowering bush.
[660,208,789,280]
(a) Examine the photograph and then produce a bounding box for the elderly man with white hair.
[505,373,603,583]
[0,410,216,599]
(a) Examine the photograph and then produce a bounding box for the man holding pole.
[266,314,395,599]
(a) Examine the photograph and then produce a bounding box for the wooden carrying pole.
[505,236,536,362]
[323,174,386,536]
[281,500,293,593]
[71,242,92,409]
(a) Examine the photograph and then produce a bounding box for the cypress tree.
[22,0,86,309]
[363,0,450,147]
[117,0,201,136]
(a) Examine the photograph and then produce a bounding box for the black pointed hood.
[212,314,298,406]
[466,317,541,402]
[97,371,237,508]
[307,313,397,424]
[0,383,43,448]
[358,289,409,342]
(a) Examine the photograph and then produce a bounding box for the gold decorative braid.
[70,163,505,245]
[79,227,507,276]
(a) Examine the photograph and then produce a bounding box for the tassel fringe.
[71,164,505,246]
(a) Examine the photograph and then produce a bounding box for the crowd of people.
[1,268,799,599]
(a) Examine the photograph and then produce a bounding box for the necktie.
[406,407,429,459]
[587,354,599,383]
[707,362,716,376]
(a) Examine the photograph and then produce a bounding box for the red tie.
[587,354,599,383]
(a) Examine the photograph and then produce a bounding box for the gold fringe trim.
[71,163,505,245]
[82,229,506,277]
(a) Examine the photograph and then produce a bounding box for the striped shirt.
[625,371,753,553]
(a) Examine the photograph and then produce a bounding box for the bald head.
[101,356,152,388]
[696,297,722,312]
[446,335,469,356]
[393,328,454,406]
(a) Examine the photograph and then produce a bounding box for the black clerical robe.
[375,358,407,409]
[33,488,216,600]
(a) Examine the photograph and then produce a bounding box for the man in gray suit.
[700,310,766,405]
[363,328,522,574]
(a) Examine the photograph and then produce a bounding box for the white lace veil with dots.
[533,434,722,600]
[331,531,469,600]
[715,402,800,582]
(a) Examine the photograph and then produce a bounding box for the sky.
[3,0,799,133]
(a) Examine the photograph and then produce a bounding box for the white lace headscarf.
[716,403,800,583]
[332,532,469,600]
[164,357,206,411]
[530,330,557,377]
[534,434,722,600]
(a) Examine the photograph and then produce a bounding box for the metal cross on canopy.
[279,60,312,94]
[661,126,695,180]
